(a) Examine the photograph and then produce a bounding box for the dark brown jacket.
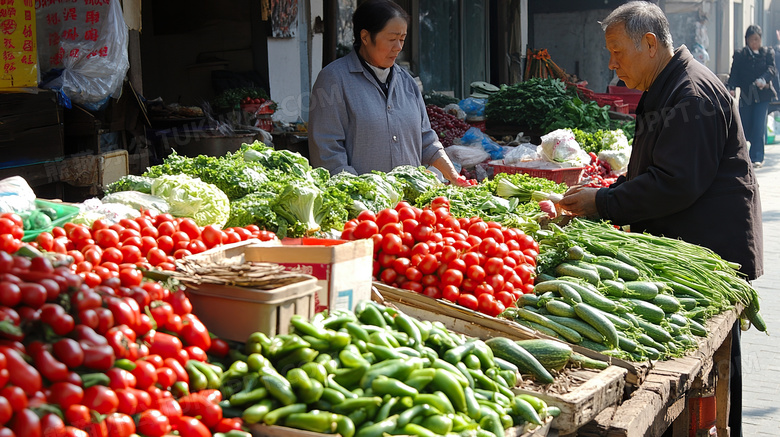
[595,46,764,280]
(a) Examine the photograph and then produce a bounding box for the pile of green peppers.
[215,301,559,437]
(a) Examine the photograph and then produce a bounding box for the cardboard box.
[244,238,373,313]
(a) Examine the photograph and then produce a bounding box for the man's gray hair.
[600,1,673,50]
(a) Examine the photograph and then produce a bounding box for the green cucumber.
[666,313,689,328]
[599,310,635,331]
[688,319,708,337]
[636,319,673,344]
[623,298,666,324]
[516,293,541,308]
[573,303,619,348]
[600,279,626,298]
[509,307,582,344]
[623,281,659,300]
[591,256,640,281]
[569,352,609,370]
[485,337,555,384]
[563,279,622,313]
[677,297,698,311]
[652,294,682,313]
[554,263,600,286]
[514,339,573,372]
[545,314,606,343]
[557,282,583,304]
[617,334,641,353]
[544,299,577,318]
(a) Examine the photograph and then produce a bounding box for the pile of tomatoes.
[341,197,539,317]
[580,153,619,188]
[19,211,276,288]
[0,247,249,437]
[0,213,24,255]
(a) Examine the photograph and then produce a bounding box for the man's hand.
[558,186,600,218]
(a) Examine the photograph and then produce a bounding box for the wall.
[532,10,613,93]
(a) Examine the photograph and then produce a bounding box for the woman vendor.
[307,0,469,186]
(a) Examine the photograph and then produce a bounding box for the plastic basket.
[184,276,319,342]
[21,199,81,242]
[256,116,273,132]
[489,163,585,186]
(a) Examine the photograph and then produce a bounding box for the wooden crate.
[250,419,553,437]
[374,283,629,435]
[374,282,649,385]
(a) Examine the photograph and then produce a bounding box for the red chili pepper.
[214,417,244,433]
[163,358,189,384]
[105,297,137,330]
[78,341,115,371]
[106,326,132,360]
[179,314,211,351]
[73,324,108,346]
[9,408,41,437]
[0,346,41,395]
[176,394,222,428]
[168,291,193,316]
[208,338,230,358]
[149,302,173,329]
[28,341,69,382]
[135,313,154,337]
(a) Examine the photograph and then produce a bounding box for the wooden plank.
[374,282,649,384]
[714,330,732,437]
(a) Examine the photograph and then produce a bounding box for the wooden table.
[572,307,740,437]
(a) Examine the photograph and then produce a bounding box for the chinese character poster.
[0,0,38,90]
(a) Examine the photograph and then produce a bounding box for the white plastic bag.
[445,145,490,168]
[502,143,540,165]
[598,148,632,174]
[539,129,589,165]
[36,0,129,110]
[0,176,37,213]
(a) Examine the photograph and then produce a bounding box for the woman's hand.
[452,175,477,187]
[558,186,600,218]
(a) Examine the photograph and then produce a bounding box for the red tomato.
[137,409,171,437]
[101,247,124,265]
[0,212,23,228]
[381,233,403,255]
[353,220,379,239]
[457,293,479,311]
[379,268,397,284]
[418,209,437,226]
[495,291,516,308]
[119,245,142,264]
[146,248,168,266]
[422,286,441,299]
[356,210,376,222]
[400,281,423,294]
[441,284,460,302]
[417,254,438,275]
[105,413,135,437]
[375,209,399,229]
[177,219,200,240]
[94,229,120,249]
[466,265,486,282]
[200,225,224,248]
[474,283,494,297]
[440,269,463,287]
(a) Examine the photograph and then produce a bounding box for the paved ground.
[741,142,780,435]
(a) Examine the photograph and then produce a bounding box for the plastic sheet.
[0,176,36,214]
[36,0,129,110]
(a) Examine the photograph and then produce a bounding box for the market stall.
[0,117,762,437]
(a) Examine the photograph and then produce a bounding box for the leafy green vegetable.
[485,78,575,131]
[543,97,611,133]
[104,175,154,194]
[212,87,270,111]
[271,181,326,237]
[326,172,402,218]
[150,175,230,227]
[387,166,443,203]
[241,141,313,180]
[226,192,280,232]
[484,172,567,202]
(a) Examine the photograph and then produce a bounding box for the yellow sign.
[0,0,37,90]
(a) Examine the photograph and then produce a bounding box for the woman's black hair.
[745,24,762,42]
[352,0,409,48]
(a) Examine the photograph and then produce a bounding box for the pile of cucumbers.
[215,302,558,437]
[502,246,709,362]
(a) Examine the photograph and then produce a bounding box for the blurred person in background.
[727,24,777,168]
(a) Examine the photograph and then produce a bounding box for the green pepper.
[431,359,469,387]
[430,368,467,413]
[274,334,311,358]
[368,331,399,349]
[371,375,418,398]
[245,332,272,356]
[326,374,359,399]
[443,340,477,364]
[472,341,496,371]
[393,312,422,348]
[421,414,453,435]
[301,361,328,384]
[389,331,410,347]
[221,360,249,383]
[339,346,370,368]
[463,353,482,370]
[400,423,439,437]
[463,386,482,421]
[357,303,387,328]
[262,373,297,405]
[214,430,253,437]
[498,370,518,388]
[275,347,319,371]
[467,368,498,392]
[263,403,307,426]
[511,396,543,426]
[355,414,398,437]
[247,353,272,372]
[405,375,435,392]
[185,361,209,391]
[301,335,332,351]
[479,412,505,437]
[242,398,276,424]
[374,396,399,422]
[329,331,352,350]
[321,387,347,405]
[420,346,439,361]
[289,369,324,404]
[172,381,190,398]
[332,396,383,415]
[291,314,329,339]
[365,343,404,361]
[316,353,339,374]
[333,363,368,387]
[114,358,136,371]
[81,373,111,388]
[516,394,547,414]
[348,408,370,428]
[455,362,475,388]
[395,346,422,358]
[413,393,454,415]
[398,404,434,428]
[323,312,357,330]
[346,322,370,343]
[229,387,268,406]
[413,319,432,343]
[285,411,340,433]
[450,412,473,432]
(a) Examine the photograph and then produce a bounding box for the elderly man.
[558,2,762,435]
